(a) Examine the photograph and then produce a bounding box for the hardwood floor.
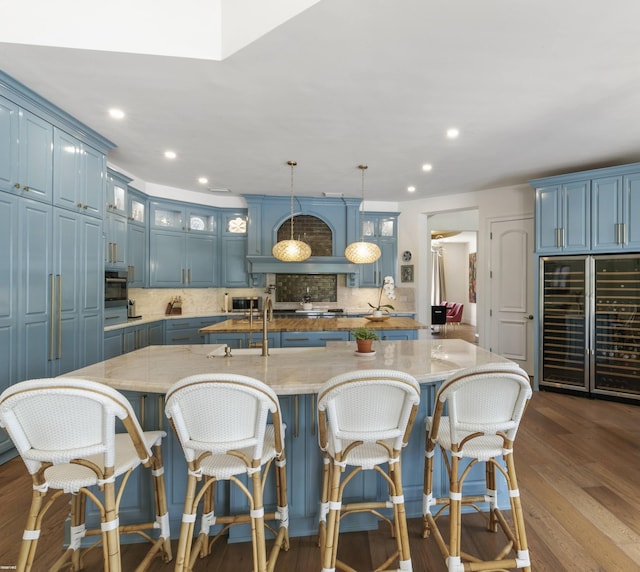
[2,390,640,571]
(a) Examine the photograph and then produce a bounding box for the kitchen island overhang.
[60,339,516,541]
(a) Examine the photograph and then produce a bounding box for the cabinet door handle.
[14,183,21,189]
[187,268,191,284]
[57,275,62,359]
[181,269,186,284]
[23,186,30,192]
[622,222,627,244]
[294,395,299,438]
[49,274,55,361]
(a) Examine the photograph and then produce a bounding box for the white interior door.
[489,217,534,374]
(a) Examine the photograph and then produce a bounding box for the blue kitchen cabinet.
[104,170,130,270]
[104,210,128,270]
[105,320,165,359]
[377,329,418,341]
[204,331,281,349]
[149,200,218,287]
[357,212,398,287]
[592,172,640,251]
[127,223,147,287]
[16,199,103,382]
[104,329,123,360]
[0,193,18,459]
[105,169,130,217]
[18,199,53,382]
[150,230,217,287]
[0,96,53,203]
[165,316,225,345]
[533,180,590,253]
[220,209,251,287]
[186,232,218,286]
[280,331,349,347]
[149,229,183,287]
[53,127,105,219]
[124,321,164,353]
[127,187,148,287]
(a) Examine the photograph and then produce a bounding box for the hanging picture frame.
[401,264,414,283]
[469,253,477,302]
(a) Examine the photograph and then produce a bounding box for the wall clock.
[402,250,412,262]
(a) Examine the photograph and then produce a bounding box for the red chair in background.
[446,303,464,326]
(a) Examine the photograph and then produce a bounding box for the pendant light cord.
[359,164,368,241]
[288,160,297,241]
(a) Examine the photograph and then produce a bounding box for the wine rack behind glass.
[593,255,640,396]
[540,258,588,390]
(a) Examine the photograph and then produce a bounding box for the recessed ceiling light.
[108,108,125,120]
[446,128,460,139]
[422,164,433,172]
[198,177,208,184]
[164,150,177,159]
[407,186,416,193]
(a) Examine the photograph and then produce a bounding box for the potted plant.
[368,276,396,317]
[351,327,379,353]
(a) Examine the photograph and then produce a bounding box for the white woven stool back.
[165,373,283,462]
[0,377,145,475]
[318,369,420,454]
[436,362,532,448]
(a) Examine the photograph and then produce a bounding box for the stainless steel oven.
[104,270,128,308]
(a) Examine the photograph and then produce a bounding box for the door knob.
[525,314,534,320]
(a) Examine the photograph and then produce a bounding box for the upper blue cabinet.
[531,162,640,254]
[532,179,590,254]
[53,127,106,218]
[0,72,113,212]
[149,199,219,287]
[591,173,640,251]
[0,95,53,203]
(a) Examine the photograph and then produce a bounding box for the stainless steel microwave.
[105,270,128,308]
[232,296,262,312]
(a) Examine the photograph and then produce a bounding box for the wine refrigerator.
[539,254,640,400]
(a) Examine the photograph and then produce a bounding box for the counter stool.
[422,363,532,572]
[0,377,172,572]
[317,369,420,572]
[165,373,289,572]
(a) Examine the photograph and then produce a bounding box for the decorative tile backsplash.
[275,274,337,302]
[129,278,415,316]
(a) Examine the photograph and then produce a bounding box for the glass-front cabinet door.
[592,255,640,398]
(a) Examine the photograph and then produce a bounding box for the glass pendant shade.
[273,160,311,262]
[345,164,381,264]
[272,239,312,261]
[344,240,381,264]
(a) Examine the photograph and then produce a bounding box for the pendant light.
[272,160,312,262]
[345,164,381,264]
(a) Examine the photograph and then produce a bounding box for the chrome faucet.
[261,285,275,356]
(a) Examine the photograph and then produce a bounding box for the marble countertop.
[104,312,419,332]
[199,316,426,333]
[61,339,512,395]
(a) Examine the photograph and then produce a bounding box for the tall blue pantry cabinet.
[0,72,114,462]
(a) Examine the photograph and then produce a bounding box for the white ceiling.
[2,0,640,203]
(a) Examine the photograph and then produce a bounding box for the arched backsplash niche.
[276,215,333,256]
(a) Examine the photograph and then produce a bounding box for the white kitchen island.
[62,339,514,541]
